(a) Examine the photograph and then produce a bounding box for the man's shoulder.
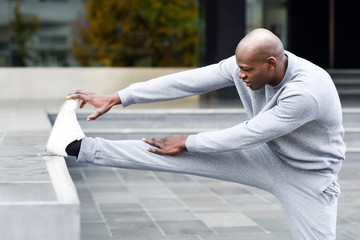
[218,55,239,79]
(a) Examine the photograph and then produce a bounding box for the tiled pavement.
[1,100,359,240]
[60,109,360,240]
[68,165,292,240]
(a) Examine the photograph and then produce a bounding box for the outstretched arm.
[67,90,121,121]
[119,56,237,107]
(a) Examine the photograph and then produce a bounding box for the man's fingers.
[145,147,174,155]
[66,90,94,102]
[66,93,88,101]
[68,90,89,96]
[142,138,161,148]
[80,101,87,109]
[146,147,159,153]
[87,111,101,121]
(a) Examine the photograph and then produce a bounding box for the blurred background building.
[0,0,359,103]
[0,0,85,67]
[0,0,358,68]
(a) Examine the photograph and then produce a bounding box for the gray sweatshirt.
[118,51,345,174]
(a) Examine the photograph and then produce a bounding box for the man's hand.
[67,90,121,121]
[142,135,188,155]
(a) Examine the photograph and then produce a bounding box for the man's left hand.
[142,135,188,155]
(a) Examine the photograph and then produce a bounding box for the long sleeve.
[186,89,319,153]
[118,56,237,107]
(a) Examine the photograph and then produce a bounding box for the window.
[39,36,67,45]
[246,0,288,48]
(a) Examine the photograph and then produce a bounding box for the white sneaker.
[45,99,85,157]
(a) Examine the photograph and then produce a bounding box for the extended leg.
[77,137,282,192]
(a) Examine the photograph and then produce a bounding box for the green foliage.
[10,2,38,66]
[72,0,199,67]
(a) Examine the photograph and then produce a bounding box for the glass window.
[38,0,67,2]
[0,41,9,50]
[39,36,67,45]
[246,0,288,48]
[39,51,67,66]
[0,57,7,66]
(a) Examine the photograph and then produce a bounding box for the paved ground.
[54,107,360,240]
[1,99,359,240]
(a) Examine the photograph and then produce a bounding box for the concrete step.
[328,70,360,96]
[1,101,80,240]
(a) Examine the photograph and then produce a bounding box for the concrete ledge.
[0,100,80,240]
[0,67,193,100]
[45,156,79,203]
[0,202,79,240]
[0,155,80,240]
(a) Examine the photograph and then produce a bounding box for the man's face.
[236,57,272,91]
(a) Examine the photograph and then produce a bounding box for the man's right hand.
[67,90,121,121]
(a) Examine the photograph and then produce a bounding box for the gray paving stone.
[109,220,163,237]
[149,210,198,221]
[195,211,257,228]
[337,232,359,240]
[242,210,290,233]
[80,208,104,222]
[111,235,201,240]
[338,205,360,222]
[167,184,212,196]
[180,195,233,211]
[99,203,145,213]
[208,184,253,196]
[126,184,177,198]
[117,169,158,182]
[89,184,128,193]
[212,226,264,234]
[94,194,138,204]
[0,182,57,202]
[199,232,291,240]
[156,220,214,235]
[223,194,281,211]
[0,146,45,157]
[76,187,96,204]
[103,211,152,224]
[154,172,193,183]
[139,198,187,211]
[81,222,111,239]
[336,222,360,239]
[0,156,51,182]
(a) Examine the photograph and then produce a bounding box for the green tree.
[72,0,199,67]
[10,2,38,66]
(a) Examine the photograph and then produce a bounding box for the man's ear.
[267,57,276,70]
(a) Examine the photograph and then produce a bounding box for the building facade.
[0,0,85,66]
[0,0,359,69]
[205,0,360,69]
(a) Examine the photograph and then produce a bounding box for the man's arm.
[67,56,237,121]
[186,89,319,153]
[118,57,236,107]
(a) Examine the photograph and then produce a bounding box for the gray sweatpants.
[77,137,340,240]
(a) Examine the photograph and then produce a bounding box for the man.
[46,28,345,239]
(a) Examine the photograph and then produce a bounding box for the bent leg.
[273,165,339,240]
[77,137,283,191]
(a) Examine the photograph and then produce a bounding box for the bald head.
[236,28,285,64]
[235,28,288,89]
